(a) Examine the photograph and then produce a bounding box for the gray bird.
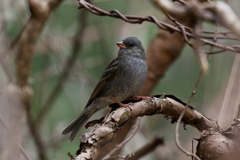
[62,37,147,141]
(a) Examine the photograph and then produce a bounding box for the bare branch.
[175,70,203,160]
[19,144,31,160]
[196,120,240,160]
[27,110,48,160]
[78,0,240,54]
[0,57,13,82]
[128,136,164,160]
[152,1,240,38]
[13,1,64,160]
[0,85,32,160]
[202,1,240,37]
[102,118,141,160]
[16,0,64,88]
[74,96,218,160]
[218,54,240,128]
[151,0,188,19]
[193,21,209,72]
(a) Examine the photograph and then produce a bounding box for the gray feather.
[62,109,92,142]
[62,37,147,141]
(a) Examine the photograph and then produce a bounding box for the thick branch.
[14,1,64,160]
[15,0,64,88]
[152,0,240,38]
[0,85,32,160]
[74,96,218,160]
[196,119,240,160]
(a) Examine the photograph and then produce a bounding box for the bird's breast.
[101,56,147,102]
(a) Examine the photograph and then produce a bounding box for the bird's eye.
[129,43,134,47]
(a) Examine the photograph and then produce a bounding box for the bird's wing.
[85,58,120,107]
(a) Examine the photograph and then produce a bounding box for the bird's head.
[116,37,146,60]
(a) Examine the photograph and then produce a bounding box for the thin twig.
[128,136,164,160]
[205,49,226,54]
[0,56,13,82]
[0,23,23,59]
[78,0,240,54]
[102,117,141,160]
[192,140,194,160]
[163,13,194,47]
[27,110,47,160]
[0,114,6,130]
[104,136,164,160]
[176,19,218,160]
[174,0,187,5]
[0,20,33,83]
[164,11,240,42]
[218,54,240,127]
[19,144,31,160]
[0,90,7,130]
[175,70,203,160]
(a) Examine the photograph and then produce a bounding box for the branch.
[19,144,31,160]
[199,1,240,37]
[0,57,13,82]
[196,119,240,160]
[16,0,64,88]
[0,85,32,160]
[175,70,203,160]
[78,0,240,54]
[128,136,164,160]
[218,54,240,128]
[74,96,218,160]
[152,0,240,38]
[27,110,47,160]
[102,118,140,160]
[151,0,188,19]
[14,0,64,160]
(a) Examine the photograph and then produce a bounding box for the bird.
[62,36,147,141]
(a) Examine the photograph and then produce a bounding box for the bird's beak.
[116,41,126,49]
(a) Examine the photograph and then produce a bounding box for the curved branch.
[74,96,218,160]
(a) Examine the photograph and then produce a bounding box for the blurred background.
[0,0,239,160]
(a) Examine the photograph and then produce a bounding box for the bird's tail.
[62,108,93,141]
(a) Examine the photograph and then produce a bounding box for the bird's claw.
[120,103,132,111]
[110,97,132,111]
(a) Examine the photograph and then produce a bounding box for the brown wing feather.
[85,58,119,107]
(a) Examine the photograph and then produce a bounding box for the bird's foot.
[120,103,133,111]
[110,97,132,111]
